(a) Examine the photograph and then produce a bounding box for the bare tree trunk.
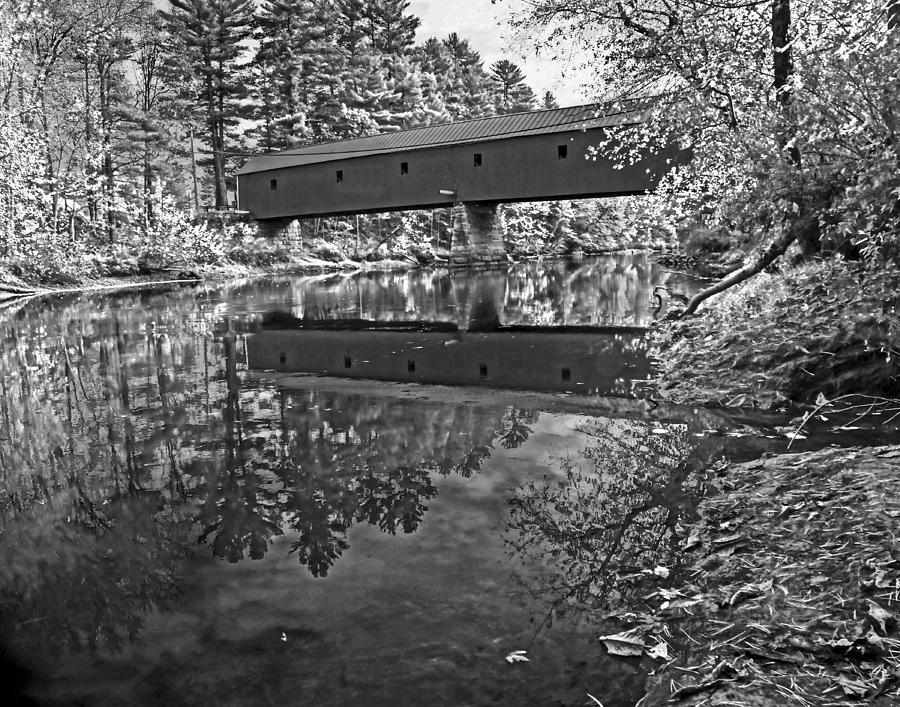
[189,126,199,214]
[102,66,115,245]
[143,150,152,234]
[84,58,97,224]
[772,0,800,166]
[214,60,228,209]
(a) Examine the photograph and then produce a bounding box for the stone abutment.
[449,202,508,268]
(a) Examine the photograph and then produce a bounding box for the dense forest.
[2,0,637,285]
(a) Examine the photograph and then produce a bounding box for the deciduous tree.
[505,0,900,312]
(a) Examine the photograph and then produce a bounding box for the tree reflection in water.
[0,255,696,660]
[506,416,721,633]
[0,299,537,655]
[290,251,685,328]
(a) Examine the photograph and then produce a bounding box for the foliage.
[503,198,673,256]
[506,0,900,304]
[650,259,900,407]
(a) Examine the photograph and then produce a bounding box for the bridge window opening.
[558,144,568,159]
[344,356,352,369]
[270,178,278,190]
[407,360,415,372]
[400,161,408,175]
[279,352,286,365]
[473,153,482,167]
[479,363,488,378]
[561,367,571,381]
[336,170,343,183]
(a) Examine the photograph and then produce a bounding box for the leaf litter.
[611,444,900,705]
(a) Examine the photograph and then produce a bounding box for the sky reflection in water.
[0,255,720,706]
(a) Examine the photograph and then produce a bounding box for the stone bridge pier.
[449,202,508,268]
[256,217,304,248]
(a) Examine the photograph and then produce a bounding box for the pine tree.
[414,38,453,124]
[542,90,559,109]
[490,59,537,114]
[251,0,337,150]
[162,0,254,208]
[358,0,420,60]
[124,12,183,228]
[437,33,493,120]
[332,0,424,136]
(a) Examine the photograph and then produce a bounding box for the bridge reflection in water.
[249,262,669,397]
[249,313,651,397]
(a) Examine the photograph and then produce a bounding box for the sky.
[408,0,594,106]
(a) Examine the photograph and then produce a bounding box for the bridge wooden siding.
[237,103,674,219]
[236,102,678,265]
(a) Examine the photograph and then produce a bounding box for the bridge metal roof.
[237,102,647,175]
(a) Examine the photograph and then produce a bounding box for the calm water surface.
[0,255,830,706]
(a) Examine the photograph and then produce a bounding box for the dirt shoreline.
[0,254,421,305]
[627,444,900,706]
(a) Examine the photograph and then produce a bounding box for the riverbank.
[650,259,900,409]
[623,444,900,706]
[0,252,418,303]
[0,245,656,304]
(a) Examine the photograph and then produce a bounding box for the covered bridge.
[237,101,675,265]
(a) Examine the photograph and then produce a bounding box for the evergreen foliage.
[162,0,255,208]
[490,59,537,113]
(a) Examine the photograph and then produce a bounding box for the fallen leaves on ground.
[627,444,900,705]
[598,628,647,657]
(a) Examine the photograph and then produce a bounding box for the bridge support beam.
[257,217,303,247]
[449,202,508,268]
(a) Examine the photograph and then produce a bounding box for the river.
[0,254,876,706]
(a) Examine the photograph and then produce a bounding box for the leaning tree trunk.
[680,218,814,316]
